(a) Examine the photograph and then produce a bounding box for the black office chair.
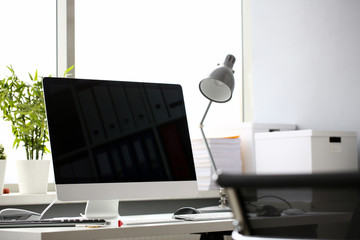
[217,172,360,240]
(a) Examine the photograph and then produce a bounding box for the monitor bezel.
[43,77,199,205]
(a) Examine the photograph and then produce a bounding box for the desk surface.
[0,214,234,240]
[0,212,352,240]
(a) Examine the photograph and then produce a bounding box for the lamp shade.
[199,54,236,103]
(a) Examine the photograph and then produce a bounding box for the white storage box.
[255,130,358,174]
[238,122,296,173]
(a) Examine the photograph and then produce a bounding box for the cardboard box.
[238,122,296,173]
[255,130,358,174]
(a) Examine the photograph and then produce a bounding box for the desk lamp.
[199,54,236,212]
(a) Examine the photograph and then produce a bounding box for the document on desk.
[192,136,242,190]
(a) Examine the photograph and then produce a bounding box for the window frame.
[56,0,75,77]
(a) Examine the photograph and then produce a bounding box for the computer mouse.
[173,207,200,215]
[0,208,41,221]
[282,208,305,215]
[256,205,281,217]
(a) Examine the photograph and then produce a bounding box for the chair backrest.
[217,173,360,239]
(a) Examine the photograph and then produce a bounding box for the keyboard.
[0,217,106,228]
[173,212,234,221]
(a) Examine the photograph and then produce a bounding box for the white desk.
[0,214,234,240]
[0,212,352,240]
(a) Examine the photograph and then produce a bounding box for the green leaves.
[63,65,74,77]
[0,144,6,160]
[0,65,74,160]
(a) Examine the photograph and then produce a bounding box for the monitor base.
[82,200,119,220]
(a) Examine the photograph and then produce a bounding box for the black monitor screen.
[43,77,197,184]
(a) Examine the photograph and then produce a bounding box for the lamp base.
[198,187,232,213]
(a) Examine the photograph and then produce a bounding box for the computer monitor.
[43,77,198,219]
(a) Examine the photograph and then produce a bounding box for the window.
[0,0,56,183]
[0,0,242,185]
[74,0,243,139]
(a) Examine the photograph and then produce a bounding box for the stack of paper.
[191,136,242,190]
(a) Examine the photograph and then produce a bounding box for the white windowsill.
[0,189,220,206]
[0,192,57,206]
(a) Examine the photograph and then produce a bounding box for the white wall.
[250,0,360,166]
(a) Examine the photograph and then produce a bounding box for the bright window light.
[0,0,56,183]
[75,0,243,139]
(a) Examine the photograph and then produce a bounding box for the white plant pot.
[0,160,6,195]
[16,160,50,194]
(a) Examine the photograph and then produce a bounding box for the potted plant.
[0,144,6,195]
[0,65,73,194]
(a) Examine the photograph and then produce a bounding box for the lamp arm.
[200,100,218,174]
[199,101,229,210]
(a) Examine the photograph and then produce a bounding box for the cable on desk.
[40,199,57,220]
[245,195,293,210]
[256,195,293,209]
